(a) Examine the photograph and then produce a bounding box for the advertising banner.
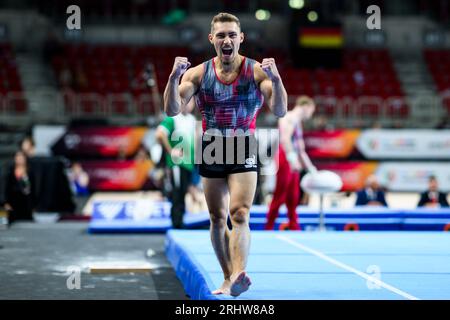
[316,161,378,191]
[52,126,148,157]
[304,130,361,159]
[376,162,450,192]
[357,129,450,159]
[81,160,153,191]
[36,126,450,161]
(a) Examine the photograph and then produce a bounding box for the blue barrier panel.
[89,201,450,233]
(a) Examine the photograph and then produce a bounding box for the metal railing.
[0,90,447,128]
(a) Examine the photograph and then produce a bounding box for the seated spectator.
[417,175,449,208]
[313,115,334,131]
[353,70,365,87]
[59,62,73,89]
[355,175,388,207]
[74,64,88,91]
[132,62,156,89]
[371,121,382,129]
[4,150,35,222]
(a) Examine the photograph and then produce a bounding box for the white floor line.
[276,235,420,300]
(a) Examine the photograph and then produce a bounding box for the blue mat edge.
[165,230,220,300]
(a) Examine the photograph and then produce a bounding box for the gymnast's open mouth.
[221,47,233,57]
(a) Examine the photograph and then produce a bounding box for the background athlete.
[164,12,287,297]
[265,95,317,231]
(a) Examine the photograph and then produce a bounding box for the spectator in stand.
[371,121,382,129]
[59,62,73,89]
[355,174,388,207]
[313,115,334,131]
[353,70,365,96]
[74,64,88,92]
[4,150,35,222]
[417,175,449,208]
[391,120,404,129]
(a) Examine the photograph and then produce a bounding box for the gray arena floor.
[0,222,188,300]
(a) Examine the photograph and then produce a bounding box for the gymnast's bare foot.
[230,271,251,297]
[212,279,231,295]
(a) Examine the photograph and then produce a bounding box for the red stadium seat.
[5,93,28,113]
[385,98,409,118]
[51,44,409,120]
[424,49,450,112]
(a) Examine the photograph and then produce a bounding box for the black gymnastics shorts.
[199,133,258,178]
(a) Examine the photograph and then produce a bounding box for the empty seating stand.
[424,49,450,115]
[52,45,407,125]
[278,49,407,124]
[0,42,27,116]
[52,44,190,117]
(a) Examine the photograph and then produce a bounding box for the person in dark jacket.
[4,150,35,222]
[417,175,449,208]
[355,174,388,207]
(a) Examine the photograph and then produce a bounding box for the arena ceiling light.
[289,0,305,10]
[255,9,271,21]
[307,11,318,22]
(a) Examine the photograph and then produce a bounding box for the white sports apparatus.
[301,170,343,194]
[301,170,343,231]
